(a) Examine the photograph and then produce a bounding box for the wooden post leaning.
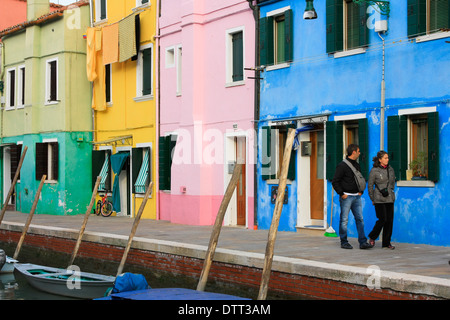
[116,181,153,276]
[0,146,28,225]
[68,176,101,267]
[197,163,243,292]
[257,128,296,300]
[13,175,47,260]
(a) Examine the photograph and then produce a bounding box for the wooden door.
[236,138,246,226]
[310,131,324,220]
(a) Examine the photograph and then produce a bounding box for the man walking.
[332,144,372,249]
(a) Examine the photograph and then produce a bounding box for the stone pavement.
[1,211,450,298]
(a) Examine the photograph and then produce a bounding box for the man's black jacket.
[332,157,363,196]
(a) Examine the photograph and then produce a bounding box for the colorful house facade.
[0,0,93,215]
[158,0,256,228]
[89,0,157,219]
[256,0,450,246]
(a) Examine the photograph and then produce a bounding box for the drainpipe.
[247,0,260,229]
[379,31,385,150]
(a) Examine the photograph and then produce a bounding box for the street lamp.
[303,0,317,20]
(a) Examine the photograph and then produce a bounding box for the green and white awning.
[99,154,110,191]
[134,149,149,193]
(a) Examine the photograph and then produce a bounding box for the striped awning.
[134,149,149,193]
[98,154,110,191]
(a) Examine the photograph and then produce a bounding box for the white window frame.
[5,67,16,110]
[17,64,25,109]
[94,0,108,24]
[135,0,150,10]
[45,58,59,105]
[42,138,58,183]
[165,46,175,68]
[134,43,154,102]
[225,26,245,87]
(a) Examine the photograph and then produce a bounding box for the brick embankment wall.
[0,230,441,300]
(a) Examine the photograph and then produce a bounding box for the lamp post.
[303,0,317,20]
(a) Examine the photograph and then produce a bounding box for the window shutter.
[232,32,244,82]
[105,64,111,103]
[51,142,59,181]
[100,0,107,20]
[284,9,294,62]
[142,48,152,96]
[159,136,170,190]
[10,145,22,181]
[35,143,48,180]
[259,16,274,66]
[326,0,343,53]
[132,148,143,193]
[325,121,343,180]
[388,116,408,180]
[427,112,439,182]
[92,150,104,189]
[358,1,369,47]
[261,126,274,180]
[358,118,369,179]
[50,61,57,101]
[287,124,296,180]
[407,0,426,37]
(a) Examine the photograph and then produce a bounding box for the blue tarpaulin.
[111,152,129,213]
[293,125,315,150]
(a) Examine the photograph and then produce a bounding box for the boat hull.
[14,263,115,299]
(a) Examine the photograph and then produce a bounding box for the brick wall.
[0,230,440,300]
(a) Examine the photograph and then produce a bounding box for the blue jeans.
[339,195,367,245]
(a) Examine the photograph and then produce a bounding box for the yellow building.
[88,0,157,219]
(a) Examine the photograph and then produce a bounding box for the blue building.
[256,0,450,246]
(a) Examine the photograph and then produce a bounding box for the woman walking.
[368,151,396,249]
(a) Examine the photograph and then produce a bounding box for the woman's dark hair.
[372,150,389,167]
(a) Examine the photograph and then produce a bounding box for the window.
[136,44,153,99]
[326,0,369,54]
[261,125,296,181]
[260,8,293,66]
[95,0,107,22]
[226,28,244,84]
[408,0,450,37]
[92,149,112,191]
[325,118,369,180]
[18,65,25,108]
[6,68,15,110]
[36,142,59,181]
[165,47,175,68]
[388,111,439,182]
[158,135,177,191]
[10,144,23,181]
[136,0,149,8]
[105,64,112,104]
[132,147,151,194]
[45,58,58,104]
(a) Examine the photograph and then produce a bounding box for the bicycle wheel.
[101,201,113,217]
[95,200,102,216]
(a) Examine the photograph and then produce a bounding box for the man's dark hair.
[346,144,359,156]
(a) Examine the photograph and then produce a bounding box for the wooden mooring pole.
[116,181,153,276]
[68,176,101,267]
[257,128,296,300]
[0,146,28,225]
[13,175,46,260]
[197,163,242,292]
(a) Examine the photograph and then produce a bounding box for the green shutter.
[51,142,59,181]
[100,0,107,20]
[284,9,294,62]
[287,124,296,180]
[159,136,170,190]
[358,2,369,47]
[261,126,274,180]
[326,121,343,180]
[358,118,369,179]
[132,148,143,193]
[326,0,343,53]
[259,16,274,66]
[232,32,244,82]
[407,0,427,37]
[388,116,408,181]
[35,143,48,180]
[142,48,152,96]
[428,112,439,182]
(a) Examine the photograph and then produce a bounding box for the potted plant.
[409,151,427,180]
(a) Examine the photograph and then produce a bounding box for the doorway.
[3,147,12,206]
[236,137,246,226]
[310,131,324,222]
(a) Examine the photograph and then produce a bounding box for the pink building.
[158,0,256,229]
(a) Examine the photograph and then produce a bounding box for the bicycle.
[95,192,113,217]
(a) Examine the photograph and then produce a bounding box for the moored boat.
[14,263,115,299]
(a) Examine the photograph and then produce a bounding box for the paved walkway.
[1,211,450,298]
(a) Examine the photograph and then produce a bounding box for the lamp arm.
[353,0,390,17]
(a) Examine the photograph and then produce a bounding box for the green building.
[0,0,92,215]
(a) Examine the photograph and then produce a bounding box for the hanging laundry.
[86,27,106,111]
[119,13,137,62]
[103,23,119,65]
[86,27,98,81]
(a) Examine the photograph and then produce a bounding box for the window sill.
[44,180,58,184]
[397,180,435,188]
[135,193,153,199]
[266,62,290,71]
[265,179,293,185]
[45,101,60,106]
[416,31,450,43]
[133,3,150,12]
[93,19,108,27]
[225,80,245,88]
[133,95,153,102]
[333,48,366,59]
